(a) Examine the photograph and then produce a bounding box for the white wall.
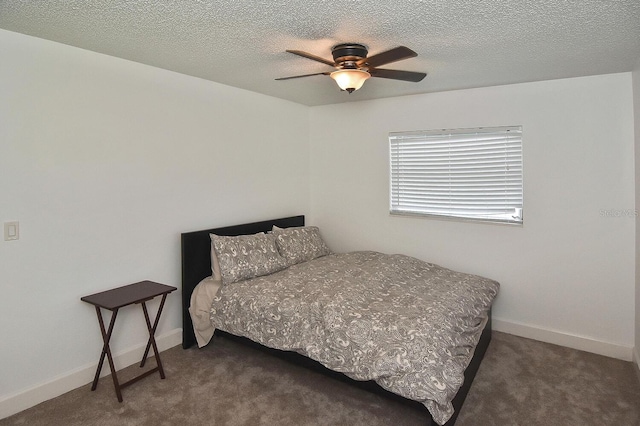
[0,28,309,411]
[309,74,636,359]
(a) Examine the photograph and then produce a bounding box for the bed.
[181,215,498,426]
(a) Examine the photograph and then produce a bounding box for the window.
[389,126,523,224]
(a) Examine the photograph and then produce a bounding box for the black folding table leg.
[140,298,166,379]
[139,293,168,369]
[91,306,123,402]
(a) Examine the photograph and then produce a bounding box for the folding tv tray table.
[81,280,177,402]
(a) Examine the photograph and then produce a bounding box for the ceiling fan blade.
[286,50,336,67]
[369,68,427,82]
[359,46,417,68]
[275,72,331,81]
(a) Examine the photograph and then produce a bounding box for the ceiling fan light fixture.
[330,69,370,93]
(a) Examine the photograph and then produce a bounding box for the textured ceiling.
[1,0,639,106]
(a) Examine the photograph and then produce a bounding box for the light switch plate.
[4,221,19,241]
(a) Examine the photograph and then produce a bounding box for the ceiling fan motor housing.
[332,43,368,67]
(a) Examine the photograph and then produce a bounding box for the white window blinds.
[389,126,523,224]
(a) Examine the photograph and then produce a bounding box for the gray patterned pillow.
[210,232,288,285]
[272,226,331,266]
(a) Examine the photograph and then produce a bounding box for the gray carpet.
[2,331,639,426]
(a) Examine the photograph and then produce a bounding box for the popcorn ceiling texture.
[1,0,639,106]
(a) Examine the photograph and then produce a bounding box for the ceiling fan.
[276,43,427,93]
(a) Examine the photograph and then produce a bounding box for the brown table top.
[81,280,177,310]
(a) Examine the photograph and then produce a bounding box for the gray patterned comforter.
[210,251,499,425]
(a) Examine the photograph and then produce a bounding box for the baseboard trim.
[634,347,640,385]
[492,318,633,361]
[0,328,182,420]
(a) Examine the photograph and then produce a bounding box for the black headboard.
[181,215,305,349]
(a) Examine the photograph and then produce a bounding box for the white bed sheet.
[188,276,222,347]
